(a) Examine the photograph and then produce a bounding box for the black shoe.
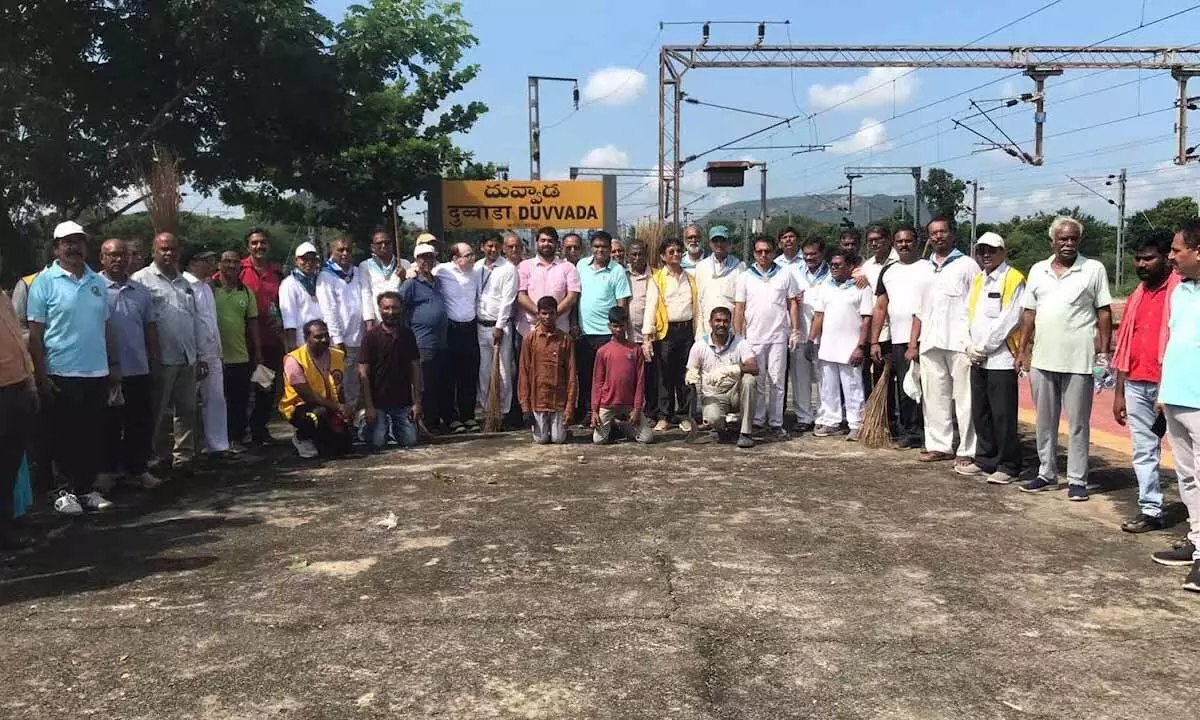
[1121,514,1166,534]
[1184,560,1200,593]
[1152,540,1196,567]
[692,430,718,445]
[794,422,815,434]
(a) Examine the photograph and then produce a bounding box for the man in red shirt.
[1113,232,1180,533]
[238,227,286,445]
[591,306,653,444]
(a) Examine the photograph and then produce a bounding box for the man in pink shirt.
[516,226,580,337]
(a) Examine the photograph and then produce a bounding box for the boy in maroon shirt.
[592,306,654,444]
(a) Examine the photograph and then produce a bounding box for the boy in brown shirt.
[518,295,577,444]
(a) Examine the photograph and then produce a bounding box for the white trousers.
[477,324,514,413]
[1163,405,1200,560]
[200,358,230,453]
[919,347,975,457]
[751,342,787,428]
[817,361,865,430]
[788,345,817,424]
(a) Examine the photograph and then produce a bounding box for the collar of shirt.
[704,333,739,355]
[805,263,830,284]
[931,249,964,272]
[703,254,740,277]
[323,259,354,282]
[584,257,617,274]
[774,253,802,266]
[182,271,203,285]
[825,275,856,290]
[863,249,900,268]
[628,268,650,281]
[681,252,706,268]
[748,262,780,279]
[368,256,397,278]
[101,272,134,290]
[983,262,1010,282]
[46,260,97,282]
[1041,253,1090,276]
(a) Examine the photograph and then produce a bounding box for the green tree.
[919,168,967,223]
[1125,196,1198,252]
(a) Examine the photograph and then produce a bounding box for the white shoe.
[53,492,84,516]
[93,472,121,493]
[134,471,165,489]
[79,491,114,512]
[292,434,319,459]
[679,419,694,433]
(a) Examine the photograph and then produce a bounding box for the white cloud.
[582,67,647,106]
[579,144,630,169]
[808,67,917,111]
[831,119,891,154]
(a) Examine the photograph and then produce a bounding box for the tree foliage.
[920,168,967,223]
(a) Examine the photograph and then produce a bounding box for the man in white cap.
[399,239,448,431]
[359,229,411,332]
[693,225,745,342]
[27,221,119,514]
[279,241,323,351]
[316,236,365,407]
[963,233,1026,484]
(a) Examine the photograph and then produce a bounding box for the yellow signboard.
[441,180,605,230]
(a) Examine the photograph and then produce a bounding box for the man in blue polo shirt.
[1150,219,1200,593]
[26,221,119,515]
[575,230,631,425]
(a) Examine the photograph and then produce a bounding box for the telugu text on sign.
[440,180,605,230]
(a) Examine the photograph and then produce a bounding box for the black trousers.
[0,382,35,535]
[506,328,524,425]
[289,403,351,457]
[890,344,924,448]
[49,376,107,494]
[654,320,694,421]
[249,346,283,441]
[223,362,253,444]
[101,373,153,475]
[576,334,609,419]
[421,353,443,428]
[440,321,479,425]
[971,365,1022,475]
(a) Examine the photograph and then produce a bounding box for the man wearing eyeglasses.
[433,242,483,433]
[359,229,411,332]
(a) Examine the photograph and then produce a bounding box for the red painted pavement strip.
[1015,376,1175,469]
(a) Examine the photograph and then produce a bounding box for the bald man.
[433,242,483,432]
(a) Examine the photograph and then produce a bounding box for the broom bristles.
[142,145,181,234]
[483,346,503,432]
[635,220,665,269]
[860,359,893,448]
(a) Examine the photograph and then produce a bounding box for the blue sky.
[296,0,1200,224]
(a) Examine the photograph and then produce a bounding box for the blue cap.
[708,225,730,241]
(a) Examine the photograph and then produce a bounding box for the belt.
[477,319,497,328]
[449,319,475,327]
[668,320,693,328]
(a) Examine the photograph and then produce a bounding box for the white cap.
[294,241,320,258]
[976,232,1005,249]
[415,232,437,245]
[413,243,436,260]
[53,221,86,239]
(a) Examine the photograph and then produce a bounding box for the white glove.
[788,330,804,351]
[685,367,701,386]
[721,364,743,380]
[965,345,986,365]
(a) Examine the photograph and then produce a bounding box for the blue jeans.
[1125,380,1164,517]
[367,407,417,449]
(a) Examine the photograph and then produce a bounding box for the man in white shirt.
[475,232,518,425]
[681,224,707,274]
[279,242,324,351]
[359,229,410,331]
[856,225,900,394]
[1017,216,1113,500]
[908,218,981,470]
[735,235,802,439]
[963,233,1025,484]
[808,249,874,441]
[776,229,826,433]
[316,237,365,407]
[182,248,230,456]
[626,240,655,417]
[869,226,933,449]
[434,242,483,432]
[694,225,746,341]
[503,232,528,427]
[686,306,758,449]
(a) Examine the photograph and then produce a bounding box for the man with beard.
[775,228,824,433]
[279,242,324,351]
[642,237,700,432]
[681,224,707,274]
[687,307,758,448]
[856,225,899,393]
[871,225,932,449]
[908,218,980,471]
[516,226,580,338]
[239,228,285,445]
[476,233,518,427]
[359,292,422,449]
[1112,232,1179,531]
[278,319,351,458]
[694,226,746,342]
[1018,216,1113,501]
[963,233,1025,484]
[359,229,410,332]
[28,221,120,514]
[316,237,365,407]
[400,242,448,431]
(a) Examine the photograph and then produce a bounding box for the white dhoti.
[477,324,514,414]
[919,347,975,457]
[200,358,230,453]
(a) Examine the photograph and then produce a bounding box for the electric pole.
[965,180,983,252]
[527,76,579,180]
[1113,168,1127,289]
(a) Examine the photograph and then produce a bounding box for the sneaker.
[449,421,466,434]
[679,418,694,433]
[794,422,815,434]
[845,428,860,442]
[953,461,983,476]
[1067,484,1089,502]
[134,471,165,489]
[1152,539,1196,567]
[986,471,1017,485]
[1183,560,1200,593]
[654,419,670,432]
[93,472,121,493]
[79,491,114,512]
[1121,514,1166,534]
[768,426,788,441]
[812,424,840,437]
[291,434,319,459]
[53,491,83,516]
[737,433,756,449]
[751,423,767,434]
[1020,476,1059,493]
[465,419,481,433]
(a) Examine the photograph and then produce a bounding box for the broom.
[142,144,181,234]
[860,358,893,448]
[483,344,503,433]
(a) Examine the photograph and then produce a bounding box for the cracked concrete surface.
[1,429,1198,719]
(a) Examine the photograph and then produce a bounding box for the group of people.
[1,215,1199,595]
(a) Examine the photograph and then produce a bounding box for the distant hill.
[703,193,930,226]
